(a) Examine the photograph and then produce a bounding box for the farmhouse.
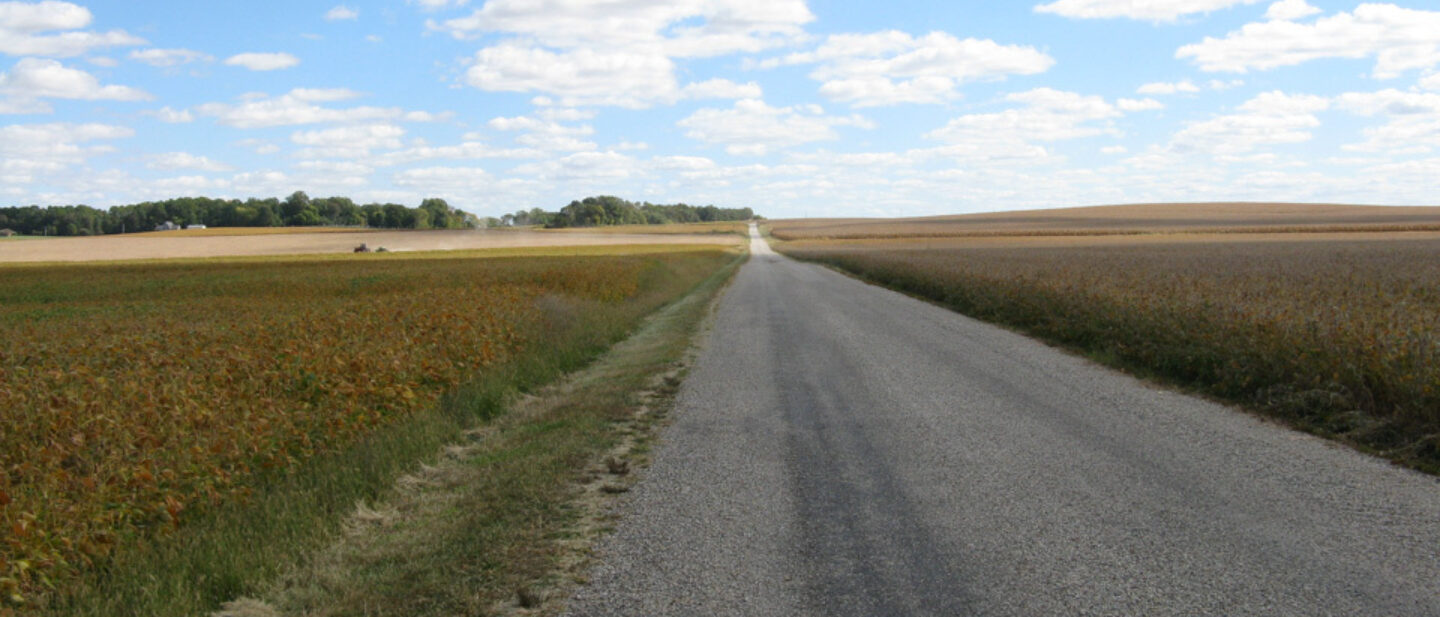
[155,221,180,231]
[0,229,14,237]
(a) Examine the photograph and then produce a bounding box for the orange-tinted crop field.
[0,246,734,604]
[778,232,1440,473]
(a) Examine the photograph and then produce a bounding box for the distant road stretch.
[565,224,1440,616]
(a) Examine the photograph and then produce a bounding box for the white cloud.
[224,52,300,71]
[1419,73,1440,90]
[1334,88,1440,153]
[1178,4,1440,78]
[465,42,678,109]
[1265,0,1321,21]
[393,166,490,189]
[681,78,763,100]
[436,0,812,58]
[0,122,132,178]
[410,0,469,11]
[1137,80,1200,94]
[129,48,211,67]
[146,106,193,123]
[291,123,405,158]
[370,140,540,166]
[678,98,872,155]
[1033,0,1263,21]
[769,31,1054,107]
[926,88,1125,149]
[0,58,149,102]
[444,0,812,108]
[325,5,359,21]
[1101,145,1128,154]
[197,89,403,128]
[510,150,637,181]
[488,113,596,152]
[1171,90,1330,155]
[0,1,145,57]
[147,152,232,172]
[1118,97,1164,111]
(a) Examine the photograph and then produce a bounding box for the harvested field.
[770,202,1440,240]
[778,229,1440,473]
[0,228,741,264]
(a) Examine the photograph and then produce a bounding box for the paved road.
[564,225,1440,616]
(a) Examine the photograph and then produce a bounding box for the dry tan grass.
[0,229,741,264]
[770,202,1440,240]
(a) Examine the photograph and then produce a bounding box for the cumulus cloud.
[1033,0,1263,22]
[325,5,359,20]
[0,121,132,179]
[1137,80,1200,95]
[767,31,1054,107]
[147,106,193,123]
[677,98,872,155]
[129,48,211,67]
[465,43,678,108]
[488,113,596,152]
[1334,88,1440,153]
[510,150,638,181]
[926,88,1125,149]
[681,78,763,100]
[444,0,812,108]
[197,89,426,128]
[147,152,232,172]
[0,58,149,106]
[224,52,300,71]
[1178,4,1440,78]
[1171,90,1330,155]
[1265,0,1321,21]
[291,123,405,158]
[0,0,144,57]
[1118,97,1164,111]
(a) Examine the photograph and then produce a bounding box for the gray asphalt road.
[564,225,1440,616]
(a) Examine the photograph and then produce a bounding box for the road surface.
[564,225,1440,616]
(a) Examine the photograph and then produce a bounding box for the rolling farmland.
[0,244,737,610]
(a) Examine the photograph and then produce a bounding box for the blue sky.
[2,0,1439,219]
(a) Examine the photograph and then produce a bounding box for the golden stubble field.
[0,227,742,264]
[770,203,1440,475]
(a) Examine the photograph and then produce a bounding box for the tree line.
[0,192,476,236]
[498,196,755,228]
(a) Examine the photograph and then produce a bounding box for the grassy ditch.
[779,237,1440,474]
[6,246,737,616]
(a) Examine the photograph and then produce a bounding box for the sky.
[2,0,1440,219]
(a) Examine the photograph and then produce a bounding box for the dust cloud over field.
[0,228,741,263]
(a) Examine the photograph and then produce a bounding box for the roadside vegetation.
[0,244,737,614]
[776,228,1440,475]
